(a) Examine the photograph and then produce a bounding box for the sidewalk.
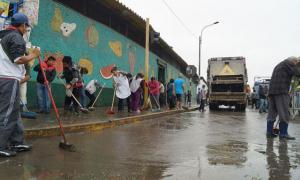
[24,105,198,138]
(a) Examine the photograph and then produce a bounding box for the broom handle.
[148,86,160,109]
[91,83,106,108]
[274,118,279,129]
[38,56,67,142]
[111,88,116,111]
[57,77,84,108]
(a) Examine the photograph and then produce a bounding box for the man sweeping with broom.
[0,13,40,157]
[266,57,300,140]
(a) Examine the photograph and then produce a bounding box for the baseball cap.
[11,13,30,27]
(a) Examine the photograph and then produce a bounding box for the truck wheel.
[236,104,246,111]
[240,104,246,111]
[209,103,218,111]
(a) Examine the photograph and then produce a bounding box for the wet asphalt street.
[1,108,300,180]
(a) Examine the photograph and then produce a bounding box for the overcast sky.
[119,0,300,85]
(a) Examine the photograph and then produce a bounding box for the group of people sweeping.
[109,67,186,114]
[32,55,187,116]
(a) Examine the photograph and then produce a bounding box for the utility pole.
[144,18,150,107]
[199,21,219,77]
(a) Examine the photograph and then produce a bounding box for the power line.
[161,0,197,38]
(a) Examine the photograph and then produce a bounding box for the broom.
[58,77,89,114]
[273,119,279,134]
[107,88,116,114]
[20,99,37,119]
[38,56,76,152]
[88,83,106,111]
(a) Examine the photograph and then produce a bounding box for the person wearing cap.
[34,56,56,114]
[85,79,101,109]
[266,57,300,140]
[0,13,40,157]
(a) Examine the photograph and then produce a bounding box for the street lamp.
[198,21,219,77]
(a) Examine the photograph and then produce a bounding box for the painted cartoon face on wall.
[60,22,76,37]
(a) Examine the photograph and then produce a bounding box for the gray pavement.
[1,108,300,180]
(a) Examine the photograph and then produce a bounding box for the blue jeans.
[259,98,268,113]
[80,88,86,108]
[36,82,51,113]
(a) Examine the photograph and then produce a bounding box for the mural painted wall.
[26,0,196,107]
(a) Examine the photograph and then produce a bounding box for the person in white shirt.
[85,79,101,108]
[111,67,131,112]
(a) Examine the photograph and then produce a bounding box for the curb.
[25,107,198,138]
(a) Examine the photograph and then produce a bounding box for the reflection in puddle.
[266,139,290,180]
[151,114,194,131]
[207,140,248,166]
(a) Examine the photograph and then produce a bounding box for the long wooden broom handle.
[91,83,106,108]
[38,56,67,142]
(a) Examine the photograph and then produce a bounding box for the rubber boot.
[266,120,277,138]
[279,121,295,140]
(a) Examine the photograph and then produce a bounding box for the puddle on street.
[207,140,248,166]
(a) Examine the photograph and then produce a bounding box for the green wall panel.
[26,0,196,108]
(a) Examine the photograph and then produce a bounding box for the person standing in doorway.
[174,76,185,110]
[266,57,300,140]
[159,81,165,108]
[167,79,176,110]
[0,13,40,157]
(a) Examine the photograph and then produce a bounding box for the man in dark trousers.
[0,13,40,157]
[266,57,300,140]
[59,56,86,114]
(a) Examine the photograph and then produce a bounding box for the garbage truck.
[207,56,248,111]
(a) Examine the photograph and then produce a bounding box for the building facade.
[3,0,197,107]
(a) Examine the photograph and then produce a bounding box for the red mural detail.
[128,51,136,74]
[44,51,64,73]
[100,64,116,79]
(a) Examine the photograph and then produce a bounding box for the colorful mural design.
[51,8,63,32]
[44,51,64,73]
[100,64,115,79]
[109,41,122,57]
[0,0,10,18]
[78,58,93,75]
[19,0,40,26]
[26,0,197,107]
[60,22,76,37]
[138,64,144,74]
[127,44,136,74]
[85,24,99,48]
